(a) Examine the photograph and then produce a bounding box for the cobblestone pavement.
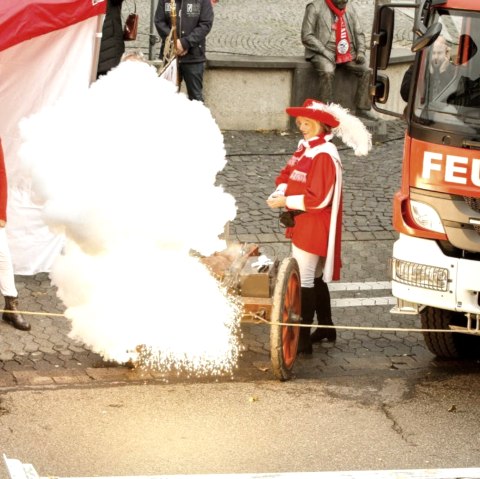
[1,120,479,388]
[130,0,416,59]
[1,2,478,387]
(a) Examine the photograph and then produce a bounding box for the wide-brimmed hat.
[286,99,340,128]
[286,99,372,157]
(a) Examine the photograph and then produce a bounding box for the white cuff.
[268,183,287,200]
[286,195,305,211]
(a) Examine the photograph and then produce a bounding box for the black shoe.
[311,327,336,343]
[297,342,313,355]
[3,296,31,331]
[297,327,313,355]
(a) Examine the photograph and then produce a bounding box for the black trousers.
[179,61,206,102]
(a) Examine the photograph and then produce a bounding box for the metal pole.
[91,14,105,83]
[149,0,159,60]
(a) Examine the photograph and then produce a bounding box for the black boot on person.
[310,276,336,343]
[298,287,316,355]
[3,296,31,331]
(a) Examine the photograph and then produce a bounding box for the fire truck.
[370,0,480,358]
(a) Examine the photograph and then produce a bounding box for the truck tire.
[420,306,480,359]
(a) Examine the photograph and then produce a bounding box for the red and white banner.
[0,0,106,274]
[0,0,106,53]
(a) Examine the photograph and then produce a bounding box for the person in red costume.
[0,139,31,331]
[267,99,371,354]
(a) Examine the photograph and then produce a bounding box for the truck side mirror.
[411,0,444,52]
[370,5,394,70]
[370,74,390,104]
[412,23,442,52]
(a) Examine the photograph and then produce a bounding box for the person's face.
[431,41,449,69]
[332,0,348,10]
[296,117,323,139]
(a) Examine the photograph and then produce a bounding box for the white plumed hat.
[286,99,372,157]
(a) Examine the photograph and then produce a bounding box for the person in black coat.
[97,0,126,78]
[155,0,214,101]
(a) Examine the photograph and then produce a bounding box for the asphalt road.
[1,373,480,478]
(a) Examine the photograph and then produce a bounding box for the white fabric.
[315,142,342,283]
[0,227,17,297]
[291,243,324,288]
[159,57,179,87]
[286,194,305,210]
[0,17,100,274]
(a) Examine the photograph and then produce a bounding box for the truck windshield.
[413,9,480,137]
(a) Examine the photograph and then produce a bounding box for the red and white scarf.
[325,0,352,64]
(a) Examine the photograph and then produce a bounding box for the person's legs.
[0,229,17,298]
[311,275,336,343]
[310,56,336,104]
[343,61,372,112]
[179,62,205,102]
[0,229,30,331]
[291,244,322,354]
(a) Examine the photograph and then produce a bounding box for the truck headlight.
[410,200,445,234]
[391,258,449,291]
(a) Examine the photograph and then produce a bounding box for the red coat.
[275,135,343,280]
[0,139,8,222]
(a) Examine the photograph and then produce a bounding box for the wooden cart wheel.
[270,257,301,381]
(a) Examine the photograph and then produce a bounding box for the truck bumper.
[391,234,480,314]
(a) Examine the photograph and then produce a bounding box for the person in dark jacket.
[97,0,125,78]
[155,0,214,101]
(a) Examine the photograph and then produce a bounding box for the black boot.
[3,296,31,331]
[311,276,336,343]
[298,287,316,355]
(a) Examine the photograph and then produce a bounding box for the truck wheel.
[420,307,480,359]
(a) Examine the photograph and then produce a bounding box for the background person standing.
[155,0,214,102]
[0,139,30,331]
[97,0,126,78]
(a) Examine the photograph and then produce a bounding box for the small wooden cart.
[202,244,301,381]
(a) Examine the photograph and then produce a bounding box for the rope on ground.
[0,309,65,317]
[242,313,480,336]
[1,308,478,336]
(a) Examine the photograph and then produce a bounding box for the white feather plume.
[324,102,372,156]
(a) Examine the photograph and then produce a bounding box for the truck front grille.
[464,196,480,213]
[464,196,480,234]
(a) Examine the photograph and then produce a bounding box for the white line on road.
[5,452,480,479]
[329,281,391,292]
[328,281,394,308]
[332,297,396,308]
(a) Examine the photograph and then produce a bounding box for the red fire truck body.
[371,0,480,357]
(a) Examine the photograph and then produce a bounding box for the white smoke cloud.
[18,61,241,373]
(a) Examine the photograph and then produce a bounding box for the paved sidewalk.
[1,2,467,387]
[132,0,416,59]
[1,120,468,388]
